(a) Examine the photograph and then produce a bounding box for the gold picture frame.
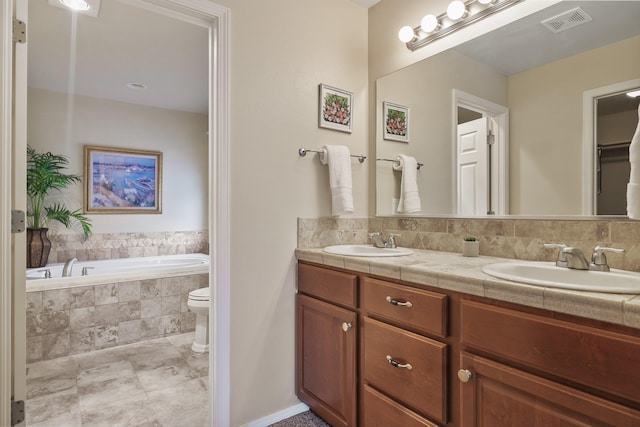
[84,145,162,214]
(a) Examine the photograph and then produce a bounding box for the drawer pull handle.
[457,369,472,383]
[386,296,412,308]
[386,355,413,370]
[342,322,352,332]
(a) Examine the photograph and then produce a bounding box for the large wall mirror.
[376,1,640,217]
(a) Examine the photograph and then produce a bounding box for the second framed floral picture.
[383,101,409,143]
[319,84,353,133]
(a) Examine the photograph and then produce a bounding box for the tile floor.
[26,332,209,427]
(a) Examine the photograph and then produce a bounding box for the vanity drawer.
[362,384,440,427]
[361,277,447,337]
[363,317,447,424]
[298,263,358,309]
[461,299,640,404]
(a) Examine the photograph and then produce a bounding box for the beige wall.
[376,49,508,215]
[27,88,208,233]
[508,36,640,215]
[212,0,368,424]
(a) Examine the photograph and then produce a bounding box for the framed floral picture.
[319,84,353,133]
[383,101,409,142]
[84,145,162,214]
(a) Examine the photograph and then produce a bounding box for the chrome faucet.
[545,243,625,271]
[62,257,77,277]
[561,247,590,270]
[368,232,401,249]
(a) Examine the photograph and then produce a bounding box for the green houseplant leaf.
[26,146,92,238]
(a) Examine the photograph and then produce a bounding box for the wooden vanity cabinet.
[459,299,640,426]
[296,263,359,427]
[296,261,640,427]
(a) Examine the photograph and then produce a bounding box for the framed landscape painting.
[319,83,353,133]
[84,145,162,214]
[383,101,409,142]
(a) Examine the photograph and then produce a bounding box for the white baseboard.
[245,402,310,427]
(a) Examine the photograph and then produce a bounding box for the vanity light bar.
[403,0,524,51]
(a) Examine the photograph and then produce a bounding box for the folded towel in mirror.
[393,154,421,214]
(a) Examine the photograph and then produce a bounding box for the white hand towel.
[627,104,640,219]
[320,145,354,216]
[393,154,421,214]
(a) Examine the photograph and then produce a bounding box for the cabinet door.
[296,294,357,427]
[459,352,640,427]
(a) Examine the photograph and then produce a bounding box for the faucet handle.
[591,246,624,271]
[38,269,51,279]
[543,243,568,267]
[81,266,95,276]
[387,234,401,248]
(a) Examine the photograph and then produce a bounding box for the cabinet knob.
[457,369,472,383]
[386,355,413,370]
[342,322,352,332]
[385,296,413,308]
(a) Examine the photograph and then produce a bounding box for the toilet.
[187,287,210,353]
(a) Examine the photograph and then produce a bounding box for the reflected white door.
[457,117,488,215]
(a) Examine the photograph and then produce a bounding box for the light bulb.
[59,0,90,11]
[398,26,416,43]
[477,0,495,4]
[447,0,467,21]
[420,14,440,33]
[627,90,640,98]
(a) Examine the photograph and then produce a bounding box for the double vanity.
[295,244,640,426]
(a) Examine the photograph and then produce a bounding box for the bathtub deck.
[25,332,209,426]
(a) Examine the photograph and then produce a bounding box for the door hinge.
[11,210,26,234]
[487,131,495,146]
[11,400,25,426]
[13,19,26,44]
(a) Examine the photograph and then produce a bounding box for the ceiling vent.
[541,7,592,34]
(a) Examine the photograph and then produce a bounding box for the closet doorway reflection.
[596,91,640,215]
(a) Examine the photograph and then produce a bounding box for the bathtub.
[26,253,209,291]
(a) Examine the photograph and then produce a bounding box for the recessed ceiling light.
[627,90,640,98]
[127,83,149,90]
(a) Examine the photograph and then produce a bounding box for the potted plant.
[462,236,480,257]
[26,146,92,268]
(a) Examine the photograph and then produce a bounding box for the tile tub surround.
[295,247,640,330]
[298,217,640,272]
[45,230,209,264]
[26,273,209,362]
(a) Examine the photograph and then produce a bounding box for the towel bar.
[377,158,423,170]
[298,148,366,164]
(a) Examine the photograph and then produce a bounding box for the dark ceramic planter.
[27,228,51,268]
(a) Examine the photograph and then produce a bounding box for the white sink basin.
[323,245,413,257]
[482,262,640,294]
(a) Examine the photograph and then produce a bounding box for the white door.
[1,1,27,425]
[457,117,489,216]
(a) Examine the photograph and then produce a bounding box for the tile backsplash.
[298,217,640,272]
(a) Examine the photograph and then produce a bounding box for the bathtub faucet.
[62,257,78,277]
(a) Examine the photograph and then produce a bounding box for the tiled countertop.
[295,247,640,330]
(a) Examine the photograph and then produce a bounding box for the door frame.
[582,78,640,215]
[0,1,232,425]
[453,89,509,215]
[1,0,13,424]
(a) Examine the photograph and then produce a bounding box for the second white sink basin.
[323,245,413,257]
[483,261,640,294]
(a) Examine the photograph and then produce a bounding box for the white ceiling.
[453,1,640,75]
[28,0,209,114]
